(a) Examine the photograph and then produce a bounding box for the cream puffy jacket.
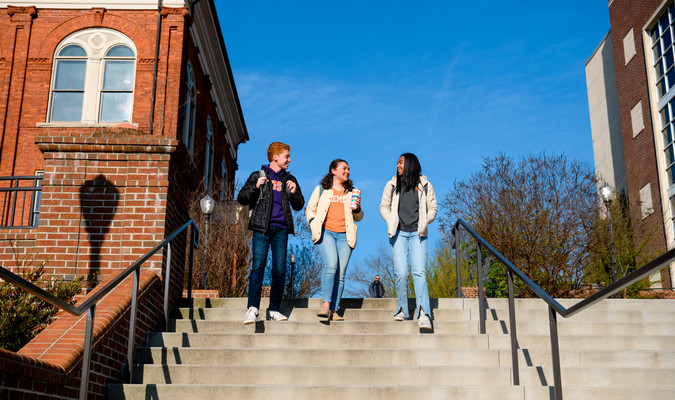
[379,175,437,238]
[306,186,364,248]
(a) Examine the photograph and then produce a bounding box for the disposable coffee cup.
[350,189,361,210]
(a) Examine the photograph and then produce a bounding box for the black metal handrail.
[0,175,43,228]
[0,219,200,400]
[452,218,675,400]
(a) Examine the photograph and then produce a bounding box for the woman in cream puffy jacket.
[306,159,364,320]
[380,153,437,330]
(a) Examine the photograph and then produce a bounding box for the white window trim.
[44,28,137,126]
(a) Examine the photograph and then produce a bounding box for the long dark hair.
[396,153,421,193]
[320,159,354,191]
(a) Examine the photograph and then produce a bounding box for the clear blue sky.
[218,1,611,267]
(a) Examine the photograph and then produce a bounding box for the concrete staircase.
[108,297,675,399]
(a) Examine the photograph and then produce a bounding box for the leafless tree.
[439,153,601,297]
[344,243,396,298]
[187,179,252,297]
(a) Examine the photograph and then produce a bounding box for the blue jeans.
[247,226,288,312]
[390,230,430,318]
[315,229,352,311]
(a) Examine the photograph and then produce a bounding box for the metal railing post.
[79,305,96,400]
[125,268,140,382]
[549,306,563,400]
[508,270,520,385]
[187,226,195,300]
[455,228,462,298]
[477,241,485,334]
[163,242,173,331]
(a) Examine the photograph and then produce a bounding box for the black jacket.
[237,169,305,234]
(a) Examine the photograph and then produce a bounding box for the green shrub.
[0,261,82,352]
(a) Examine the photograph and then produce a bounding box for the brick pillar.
[0,6,36,175]
[34,128,177,286]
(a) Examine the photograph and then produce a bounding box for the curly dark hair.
[320,159,354,191]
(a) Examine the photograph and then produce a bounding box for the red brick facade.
[0,2,247,398]
[608,0,672,286]
[0,3,246,275]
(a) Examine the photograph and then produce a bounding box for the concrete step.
[169,307,472,321]
[109,383,675,400]
[518,366,675,387]
[178,297,465,310]
[109,384,530,400]
[131,364,512,385]
[171,306,675,326]
[179,297,675,313]
[167,318,675,335]
[135,346,675,369]
[148,332,492,349]
[135,347,501,366]
[503,348,675,368]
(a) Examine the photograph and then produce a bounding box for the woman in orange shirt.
[306,159,364,320]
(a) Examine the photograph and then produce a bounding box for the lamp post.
[288,253,296,299]
[200,194,215,288]
[599,183,619,294]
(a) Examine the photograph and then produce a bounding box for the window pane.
[54,60,86,90]
[103,61,134,91]
[665,27,673,51]
[667,144,675,165]
[106,45,134,57]
[100,92,132,122]
[668,68,675,91]
[59,45,86,57]
[659,78,668,97]
[51,92,83,121]
[666,49,674,70]
[663,125,674,145]
[657,58,666,79]
[660,12,670,34]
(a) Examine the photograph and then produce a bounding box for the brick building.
[0,1,248,284]
[586,0,675,287]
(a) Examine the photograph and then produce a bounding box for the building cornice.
[1,1,186,10]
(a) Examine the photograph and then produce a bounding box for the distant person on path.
[306,159,363,321]
[379,153,437,330]
[369,275,386,298]
[237,142,305,324]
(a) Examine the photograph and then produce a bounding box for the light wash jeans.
[390,230,430,318]
[315,228,352,311]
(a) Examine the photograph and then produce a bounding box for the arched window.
[47,29,136,124]
[204,116,214,192]
[182,62,197,156]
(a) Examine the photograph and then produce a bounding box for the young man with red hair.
[237,142,304,323]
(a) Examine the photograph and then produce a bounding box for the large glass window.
[652,2,675,234]
[47,29,136,124]
[100,45,135,122]
[50,45,87,121]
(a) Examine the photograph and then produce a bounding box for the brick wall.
[608,0,672,286]
[0,270,165,400]
[28,129,177,286]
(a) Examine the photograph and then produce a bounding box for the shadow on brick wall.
[80,174,119,286]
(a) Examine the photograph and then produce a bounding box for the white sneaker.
[393,311,406,321]
[418,313,432,330]
[268,311,288,321]
[243,307,259,325]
